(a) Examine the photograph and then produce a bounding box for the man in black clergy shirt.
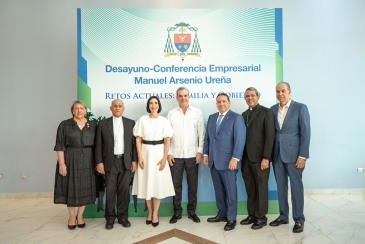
[240,87,275,230]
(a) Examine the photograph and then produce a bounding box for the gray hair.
[111,99,124,106]
[277,82,291,92]
[70,100,87,115]
[176,87,190,96]
[245,87,260,96]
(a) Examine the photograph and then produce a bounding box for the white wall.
[1,0,364,192]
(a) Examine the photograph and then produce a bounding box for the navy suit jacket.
[270,100,311,163]
[203,110,246,170]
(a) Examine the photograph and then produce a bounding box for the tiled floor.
[0,194,364,243]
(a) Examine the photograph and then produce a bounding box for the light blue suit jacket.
[270,100,311,163]
[203,110,246,170]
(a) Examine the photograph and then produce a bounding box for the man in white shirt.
[167,87,205,223]
[269,82,311,233]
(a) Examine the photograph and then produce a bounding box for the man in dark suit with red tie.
[240,87,275,230]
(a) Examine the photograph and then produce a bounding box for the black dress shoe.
[293,222,304,233]
[118,219,131,228]
[207,215,228,222]
[224,220,237,231]
[68,218,76,230]
[76,217,85,228]
[68,224,76,230]
[77,222,86,228]
[240,216,256,225]
[152,217,159,227]
[169,214,182,224]
[251,221,267,230]
[188,213,201,223]
[269,218,289,226]
[105,222,114,230]
[146,219,152,225]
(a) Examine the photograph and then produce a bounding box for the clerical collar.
[249,104,259,111]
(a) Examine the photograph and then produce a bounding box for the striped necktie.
[216,114,224,132]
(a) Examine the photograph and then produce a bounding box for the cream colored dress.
[132,115,175,200]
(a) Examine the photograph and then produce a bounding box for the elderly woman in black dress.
[54,100,96,229]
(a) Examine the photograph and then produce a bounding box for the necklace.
[74,118,86,130]
[246,109,253,127]
[114,118,123,145]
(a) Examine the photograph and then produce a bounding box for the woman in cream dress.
[132,96,175,227]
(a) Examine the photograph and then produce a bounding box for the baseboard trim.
[0,192,54,198]
[304,188,365,195]
[1,188,364,199]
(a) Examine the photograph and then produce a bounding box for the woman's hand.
[56,152,66,176]
[157,158,167,171]
[138,158,144,169]
[59,164,67,177]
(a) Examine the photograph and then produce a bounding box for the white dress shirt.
[277,99,292,129]
[113,116,124,155]
[167,105,205,158]
[277,99,306,160]
[216,110,229,123]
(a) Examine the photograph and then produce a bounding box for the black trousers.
[105,155,130,222]
[241,154,270,222]
[170,157,198,215]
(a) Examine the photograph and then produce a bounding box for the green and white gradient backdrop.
[78,8,283,217]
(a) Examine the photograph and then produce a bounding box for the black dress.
[54,118,96,206]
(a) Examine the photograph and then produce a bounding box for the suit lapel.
[247,105,260,127]
[282,100,295,130]
[242,110,248,125]
[106,117,114,139]
[272,104,280,131]
[212,112,219,135]
[122,117,127,142]
[216,110,231,134]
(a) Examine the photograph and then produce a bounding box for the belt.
[114,154,124,158]
[142,139,164,145]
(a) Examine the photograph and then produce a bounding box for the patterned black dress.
[54,118,96,206]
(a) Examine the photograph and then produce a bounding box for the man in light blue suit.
[203,93,246,231]
[269,82,311,233]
